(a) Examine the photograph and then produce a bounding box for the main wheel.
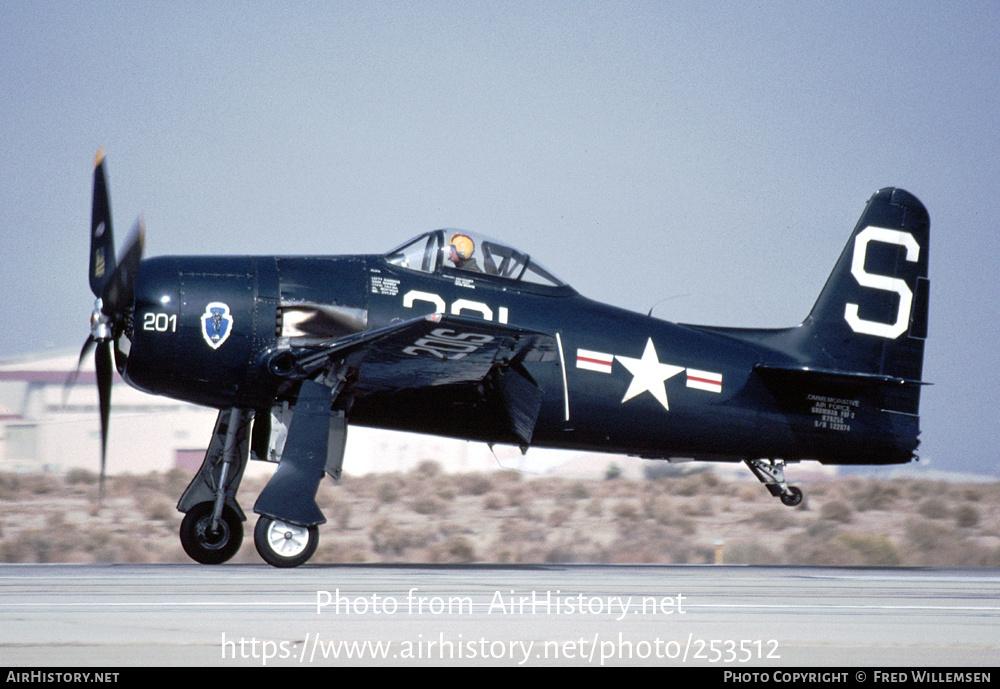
[780,486,804,507]
[254,516,319,568]
[179,502,244,564]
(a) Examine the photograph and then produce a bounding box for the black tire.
[780,486,804,507]
[179,502,244,564]
[254,516,319,568]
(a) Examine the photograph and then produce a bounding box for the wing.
[276,313,558,446]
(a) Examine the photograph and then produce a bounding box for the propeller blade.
[95,340,114,498]
[101,217,144,317]
[63,334,96,407]
[83,149,138,499]
[89,149,116,298]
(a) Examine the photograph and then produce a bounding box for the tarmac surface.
[0,563,997,667]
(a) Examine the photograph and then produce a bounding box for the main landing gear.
[744,459,804,507]
[177,408,253,565]
[177,380,347,567]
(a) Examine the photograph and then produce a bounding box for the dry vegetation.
[1,463,999,567]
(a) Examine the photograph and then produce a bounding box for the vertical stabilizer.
[801,187,930,385]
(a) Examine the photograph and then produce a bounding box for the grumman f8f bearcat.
[76,151,929,567]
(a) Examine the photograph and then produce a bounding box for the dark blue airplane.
[78,151,930,567]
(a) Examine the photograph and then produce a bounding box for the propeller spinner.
[70,150,145,495]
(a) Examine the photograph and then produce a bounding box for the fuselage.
[121,251,914,466]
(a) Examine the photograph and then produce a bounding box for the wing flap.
[274,314,557,445]
[346,314,550,390]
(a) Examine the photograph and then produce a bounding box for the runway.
[0,563,997,667]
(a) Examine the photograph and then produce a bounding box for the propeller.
[68,150,145,497]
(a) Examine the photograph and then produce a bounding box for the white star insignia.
[615,338,684,411]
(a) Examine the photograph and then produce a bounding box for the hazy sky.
[2,1,999,476]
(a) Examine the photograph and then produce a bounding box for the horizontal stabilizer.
[754,363,929,388]
[754,362,925,417]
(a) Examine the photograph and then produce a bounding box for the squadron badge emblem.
[201,302,233,349]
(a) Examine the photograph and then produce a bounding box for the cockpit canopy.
[385,229,566,288]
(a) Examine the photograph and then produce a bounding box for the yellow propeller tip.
[94,148,106,167]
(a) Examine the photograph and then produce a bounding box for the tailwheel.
[179,502,244,564]
[780,486,804,507]
[254,516,319,568]
[744,458,805,508]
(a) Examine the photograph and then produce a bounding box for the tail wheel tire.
[780,486,804,507]
[179,502,244,564]
[254,516,319,568]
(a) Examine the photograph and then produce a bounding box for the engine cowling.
[123,256,276,409]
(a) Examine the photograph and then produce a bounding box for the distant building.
[0,350,218,475]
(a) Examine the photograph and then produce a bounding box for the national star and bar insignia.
[575,338,723,411]
[614,337,685,411]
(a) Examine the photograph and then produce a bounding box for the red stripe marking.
[577,355,611,366]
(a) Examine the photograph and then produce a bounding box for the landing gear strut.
[252,380,341,568]
[177,408,253,564]
[744,459,803,507]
